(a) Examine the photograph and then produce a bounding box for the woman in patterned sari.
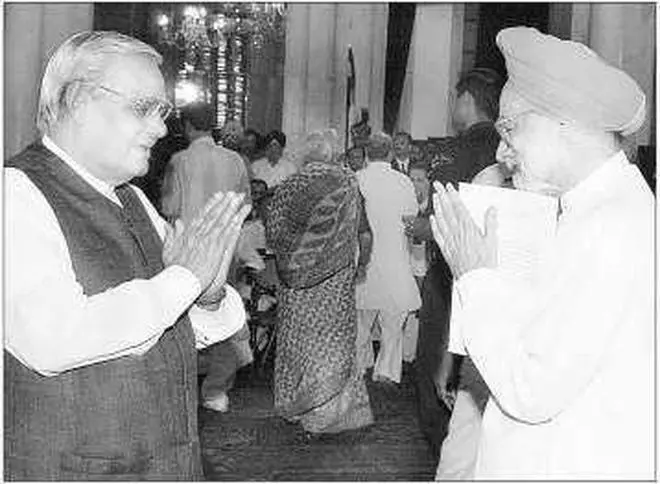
[266,129,374,435]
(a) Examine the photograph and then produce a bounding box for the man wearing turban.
[431,27,653,479]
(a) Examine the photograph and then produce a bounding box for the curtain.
[4,3,94,159]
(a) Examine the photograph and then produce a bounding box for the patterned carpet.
[199,363,442,481]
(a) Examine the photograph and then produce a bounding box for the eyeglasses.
[97,85,173,121]
[495,111,533,144]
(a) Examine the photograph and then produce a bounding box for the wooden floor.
[198,363,442,481]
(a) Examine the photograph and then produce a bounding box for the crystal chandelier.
[153,3,285,52]
[151,3,286,123]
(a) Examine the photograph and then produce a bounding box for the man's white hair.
[37,31,162,135]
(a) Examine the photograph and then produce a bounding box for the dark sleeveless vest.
[4,143,203,480]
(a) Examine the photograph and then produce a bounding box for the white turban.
[497,27,646,136]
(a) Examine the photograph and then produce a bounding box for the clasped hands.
[163,191,252,310]
[429,181,498,280]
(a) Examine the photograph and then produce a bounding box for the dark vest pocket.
[60,445,152,479]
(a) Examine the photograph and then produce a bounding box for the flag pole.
[345,46,355,153]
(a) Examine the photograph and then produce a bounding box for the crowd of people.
[4,25,653,482]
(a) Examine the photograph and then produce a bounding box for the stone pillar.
[589,3,626,67]
[398,3,465,139]
[588,3,655,145]
[282,4,311,147]
[549,3,655,146]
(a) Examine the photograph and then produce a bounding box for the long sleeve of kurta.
[5,168,245,377]
[453,211,647,424]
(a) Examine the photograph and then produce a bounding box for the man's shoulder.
[169,145,193,164]
[213,143,241,159]
[458,123,500,153]
[6,141,52,169]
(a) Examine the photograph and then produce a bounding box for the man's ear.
[66,87,96,129]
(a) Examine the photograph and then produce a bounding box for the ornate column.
[398,3,465,139]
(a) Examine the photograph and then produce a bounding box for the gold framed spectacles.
[97,85,173,121]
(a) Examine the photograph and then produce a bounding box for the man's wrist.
[196,285,227,310]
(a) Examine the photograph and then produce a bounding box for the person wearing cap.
[251,129,298,189]
[431,27,653,480]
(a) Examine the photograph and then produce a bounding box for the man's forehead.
[102,55,166,97]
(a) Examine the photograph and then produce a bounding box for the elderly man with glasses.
[431,27,653,480]
[4,31,251,480]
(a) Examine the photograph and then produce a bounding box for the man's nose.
[146,114,168,140]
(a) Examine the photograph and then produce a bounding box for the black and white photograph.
[3,1,657,481]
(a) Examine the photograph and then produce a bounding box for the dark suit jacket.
[413,122,499,449]
[391,158,410,176]
[432,121,500,185]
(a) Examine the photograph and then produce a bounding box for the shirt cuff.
[154,265,202,323]
[189,284,246,349]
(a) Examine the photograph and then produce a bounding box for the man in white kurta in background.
[161,104,251,224]
[431,26,654,480]
[161,103,253,413]
[356,132,421,385]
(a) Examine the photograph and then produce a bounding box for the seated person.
[251,130,298,189]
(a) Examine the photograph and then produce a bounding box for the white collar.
[42,135,121,206]
[560,150,629,216]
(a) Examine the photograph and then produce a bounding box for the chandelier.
[151,3,286,123]
[153,3,286,52]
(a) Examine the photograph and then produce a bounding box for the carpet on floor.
[199,363,442,481]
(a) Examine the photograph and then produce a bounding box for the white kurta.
[450,152,655,479]
[162,135,250,224]
[355,161,421,313]
[5,137,246,377]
